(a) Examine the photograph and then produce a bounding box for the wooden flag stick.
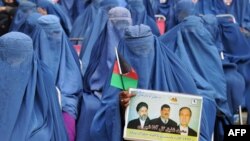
[115,47,125,90]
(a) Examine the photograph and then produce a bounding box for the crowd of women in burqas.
[0,0,249,141]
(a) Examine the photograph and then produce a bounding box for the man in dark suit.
[177,107,197,136]
[127,102,151,130]
[149,104,177,133]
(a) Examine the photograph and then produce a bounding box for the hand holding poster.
[123,88,203,141]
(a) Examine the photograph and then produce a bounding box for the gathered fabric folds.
[0,32,68,141]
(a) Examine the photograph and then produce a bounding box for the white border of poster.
[123,88,203,141]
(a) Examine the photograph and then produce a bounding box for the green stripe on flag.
[111,73,138,90]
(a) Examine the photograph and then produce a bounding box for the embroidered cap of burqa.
[74,0,119,75]
[9,0,36,32]
[126,0,160,36]
[0,32,68,141]
[37,0,72,36]
[33,15,83,119]
[89,24,201,141]
[76,7,132,141]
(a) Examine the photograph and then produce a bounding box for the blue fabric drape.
[70,0,119,45]
[151,0,176,31]
[31,15,83,119]
[22,12,42,36]
[174,0,196,24]
[142,0,155,20]
[37,0,72,36]
[201,14,246,115]
[57,0,74,22]
[196,0,250,31]
[217,17,250,124]
[0,31,68,141]
[126,0,160,36]
[9,0,36,32]
[218,18,250,57]
[71,0,119,76]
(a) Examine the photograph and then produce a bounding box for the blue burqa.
[0,32,68,141]
[70,0,119,44]
[126,0,160,36]
[22,12,42,36]
[57,0,75,22]
[71,0,119,76]
[31,15,83,119]
[9,0,37,32]
[37,0,72,36]
[159,1,231,138]
[217,17,250,125]
[162,0,231,116]
[201,14,246,115]
[151,0,176,31]
[58,0,87,23]
[76,7,132,141]
[196,0,250,31]
[201,14,247,140]
[88,24,215,141]
[142,0,155,20]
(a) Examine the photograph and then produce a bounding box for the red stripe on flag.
[113,61,120,74]
[123,68,138,80]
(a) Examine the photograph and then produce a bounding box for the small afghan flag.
[110,48,138,90]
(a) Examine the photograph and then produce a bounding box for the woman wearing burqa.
[76,6,132,141]
[30,15,83,141]
[159,0,232,140]
[89,22,205,141]
[0,32,68,141]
